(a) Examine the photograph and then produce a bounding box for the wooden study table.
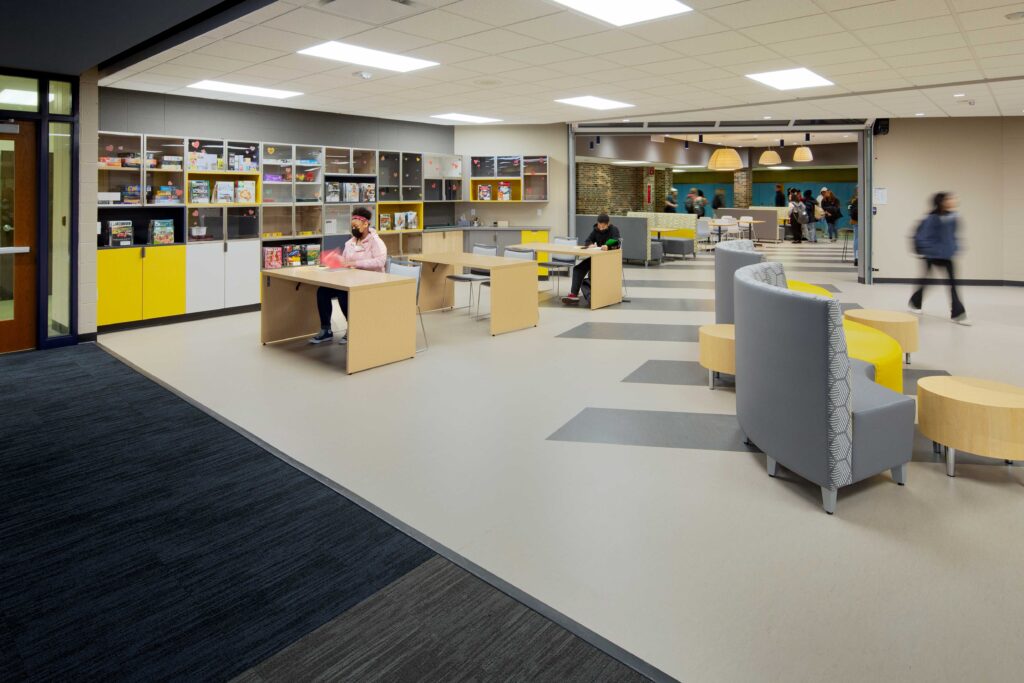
[507,242,622,310]
[260,266,416,374]
[408,252,538,336]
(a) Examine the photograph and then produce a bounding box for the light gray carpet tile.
[558,323,700,342]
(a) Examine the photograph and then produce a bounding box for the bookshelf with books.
[423,154,463,202]
[294,145,324,204]
[324,146,377,211]
[466,155,548,203]
[378,151,401,201]
[143,135,185,206]
[261,142,294,205]
[376,201,423,236]
[98,132,143,206]
[97,207,186,249]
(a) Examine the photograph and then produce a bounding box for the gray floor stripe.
[545,297,714,312]
[903,368,952,396]
[233,556,646,683]
[650,264,856,273]
[623,360,709,386]
[841,303,863,311]
[549,407,756,453]
[558,322,700,342]
[623,280,840,293]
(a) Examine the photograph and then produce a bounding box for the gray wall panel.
[100,88,454,153]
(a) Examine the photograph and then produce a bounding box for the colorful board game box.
[149,219,175,245]
[263,246,282,269]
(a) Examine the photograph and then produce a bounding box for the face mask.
[351,226,363,238]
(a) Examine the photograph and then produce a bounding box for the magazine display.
[263,246,283,269]
[149,219,175,245]
[214,181,235,204]
[477,183,492,201]
[189,180,210,204]
[235,180,256,204]
[108,220,134,247]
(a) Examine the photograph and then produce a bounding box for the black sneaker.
[308,329,333,344]
[561,294,581,305]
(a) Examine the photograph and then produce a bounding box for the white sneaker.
[908,302,922,314]
[952,314,971,326]
[338,333,348,344]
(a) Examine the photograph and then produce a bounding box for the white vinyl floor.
[100,244,1024,682]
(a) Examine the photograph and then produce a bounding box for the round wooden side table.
[699,323,735,390]
[844,309,919,364]
[917,376,1024,477]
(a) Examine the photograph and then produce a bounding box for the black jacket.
[712,195,725,210]
[585,224,621,249]
[774,191,786,207]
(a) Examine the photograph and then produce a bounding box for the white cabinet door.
[225,240,261,308]
[186,242,226,314]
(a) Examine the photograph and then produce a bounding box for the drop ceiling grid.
[99,0,1024,123]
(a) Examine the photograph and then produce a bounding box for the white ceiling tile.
[604,45,681,67]
[547,56,622,76]
[813,0,883,9]
[957,3,1024,30]
[704,46,786,67]
[344,27,436,52]
[147,63,216,80]
[284,72,355,93]
[980,54,1024,70]
[316,0,425,24]
[907,70,985,86]
[168,53,252,73]
[832,0,951,30]
[873,34,968,57]
[968,24,1024,46]
[194,40,288,63]
[773,33,866,58]
[500,65,563,82]
[262,8,374,39]
[741,14,846,43]
[884,48,974,68]
[501,44,585,66]
[973,40,1024,59]
[110,80,181,94]
[818,59,893,76]
[416,65,481,82]
[635,57,713,76]
[456,28,544,53]
[799,46,881,66]
[456,55,532,74]
[387,10,491,41]
[505,11,608,43]
[555,30,650,55]
[404,42,487,64]
[950,0,1023,10]
[855,15,960,45]
[443,0,561,26]
[229,25,321,52]
[260,54,340,74]
[705,0,822,29]
[898,60,979,77]
[624,13,730,42]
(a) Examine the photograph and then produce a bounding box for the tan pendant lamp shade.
[793,146,814,162]
[707,147,743,171]
[758,149,782,165]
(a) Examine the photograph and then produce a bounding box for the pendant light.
[758,148,782,165]
[793,146,813,162]
[707,147,743,171]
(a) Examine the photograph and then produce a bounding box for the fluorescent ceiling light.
[556,95,634,110]
[746,68,833,91]
[299,41,438,72]
[187,80,301,99]
[0,89,54,105]
[549,0,692,27]
[762,115,772,120]
[953,93,966,98]
[611,160,648,165]
[915,112,925,116]
[431,113,502,123]
[768,166,792,170]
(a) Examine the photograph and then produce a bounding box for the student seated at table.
[309,207,387,345]
[561,213,620,305]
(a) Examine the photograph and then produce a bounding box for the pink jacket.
[343,230,388,272]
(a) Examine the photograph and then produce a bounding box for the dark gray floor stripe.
[549,407,756,452]
[903,368,951,396]
[623,280,840,293]
[558,322,700,342]
[545,297,713,312]
[232,556,646,683]
[99,344,673,683]
[623,360,709,386]
[841,303,863,311]
[651,264,856,273]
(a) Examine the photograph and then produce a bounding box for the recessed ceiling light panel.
[556,95,634,110]
[550,0,692,27]
[746,67,833,91]
[299,41,438,72]
[431,113,502,123]
[187,80,301,99]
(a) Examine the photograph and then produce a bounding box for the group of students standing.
[664,187,726,215]
[777,184,856,249]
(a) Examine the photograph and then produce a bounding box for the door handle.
[0,246,30,254]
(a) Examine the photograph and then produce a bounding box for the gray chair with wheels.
[446,243,495,317]
[477,247,534,316]
[733,261,915,514]
[387,259,428,352]
[538,236,579,296]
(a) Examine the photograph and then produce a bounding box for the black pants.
[910,259,965,318]
[789,218,803,242]
[316,287,348,328]
[570,258,592,295]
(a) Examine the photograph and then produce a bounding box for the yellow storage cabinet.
[519,229,549,276]
[97,248,144,326]
[142,246,186,320]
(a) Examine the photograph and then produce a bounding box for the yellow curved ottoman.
[843,319,903,393]
[788,280,833,298]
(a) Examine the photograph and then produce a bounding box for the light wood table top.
[918,376,1024,461]
[408,252,536,270]
[261,266,411,291]
[845,308,919,354]
[507,242,615,257]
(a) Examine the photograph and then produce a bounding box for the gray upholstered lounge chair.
[733,261,916,514]
[714,239,762,324]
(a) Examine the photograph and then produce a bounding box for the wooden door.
[0,121,37,353]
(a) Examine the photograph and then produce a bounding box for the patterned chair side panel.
[825,299,854,488]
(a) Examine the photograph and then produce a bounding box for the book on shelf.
[213,181,234,203]
[477,183,492,201]
[98,156,122,167]
[379,213,392,231]
[497,182,511,201]
[149,219,175,245]
[150,184,183,204]
[393,212,406,230]
[263,246,283,269]
[189,179,210,204]
[359,183,375,202]
[285,245,303,267]
[303,243,321,266]
[343,183,359,203]
[235,180,256,203]
[145,153,158,168]
[187,151,221,171]
[326,182,341,203]
[161,155,183,170]
[405,211,418,230]
[121,185,142,205]
[108,220,134,247]
[229,152,258,171]
[120,153,142,168]
[98,192,121,205]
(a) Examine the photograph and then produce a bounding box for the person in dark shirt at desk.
[562,213,620,305]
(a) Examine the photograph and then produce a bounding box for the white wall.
[79,69,98,335]
[872,117,1024,283]
[453,124,568,235]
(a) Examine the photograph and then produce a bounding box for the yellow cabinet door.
[142,245,186,320]
[97,248,143,326]
[520,230,549,276]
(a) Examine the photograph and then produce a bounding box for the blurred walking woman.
[909,192,969,325]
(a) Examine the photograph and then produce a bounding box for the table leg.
[345,280,416,373]
[587,252,623,310]
[261,275,320,344]
[946,447,956,478]
[906,352,911,365]
[933,441,941,455]
[708,368,715,390]
[487,263,538,336]
[417,261,454,312]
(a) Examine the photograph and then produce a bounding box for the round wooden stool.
[844,309,919,364]
[699,323,735,390]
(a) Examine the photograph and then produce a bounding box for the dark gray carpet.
[558,323,700,342]
[902,368,951,396]
[549,408,756,452]
[623,360,709,386]
[0,345,648,682]
[232,556,647,683]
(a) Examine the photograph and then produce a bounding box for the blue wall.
[752,182,856,228]
[673,183,732,213]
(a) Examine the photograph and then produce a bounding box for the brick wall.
[576,163,643,215]
[733,169,752,208]
[653,168,673,211]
